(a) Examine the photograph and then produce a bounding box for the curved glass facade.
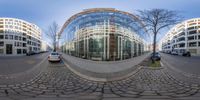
[60,8,147,61]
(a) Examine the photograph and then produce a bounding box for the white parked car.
[48,52,61,62]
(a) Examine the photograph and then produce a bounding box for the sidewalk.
[62,53,150,81]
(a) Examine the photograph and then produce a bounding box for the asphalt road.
[0,53,49,75]
[160,53,200,75]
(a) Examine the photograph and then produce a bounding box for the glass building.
[60,8,148,61]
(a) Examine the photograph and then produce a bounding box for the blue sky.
[0,0,200,42]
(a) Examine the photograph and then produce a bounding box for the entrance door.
[6,44,12,54]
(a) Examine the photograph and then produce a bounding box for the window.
[9,25,13,29]
[23,43,26,47]
[188,36,195,40]
[17,42,19,47]
[179,43,185,47]
[5,35,8,39]
[187,27,194,30]
[0,30,3,33]
[23,33,26,36]
[178,37,185,42]
[28,36,31,39]
[188,30,197,35]
[179,32,185,36]
[0,41,4,46]
[17,49,21,54]
[14,42,17,46]
[19,36,22,41]
[51,53,59,55]
[23,37,26,41]
[15,36,18,40]
[23,49,27,54]
[9,35,13,40]
[0,35,4,39]
[15,26,18,29]
[0,49,3,54]
[27,41,31,45]
[189,42,197,47]
[19,42,22,47]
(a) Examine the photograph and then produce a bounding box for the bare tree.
[137,9,182,63]
[46,22,59,52]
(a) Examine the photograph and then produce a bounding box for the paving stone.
[0,97,12,100]
[20,92,36,97]
[0,93,6,96]
[126,91,140,95]
[0,85,7,88]
[37,94,58,98]
[139,95,171,99]
[21,88,31,92]
[103,89,113,94]
[31,90,43,94]
[102,97,141,100]
[7,85,14,87]
[140,91,157,96]
[59,94,77,98]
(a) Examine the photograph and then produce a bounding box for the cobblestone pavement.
[0,60,200,100]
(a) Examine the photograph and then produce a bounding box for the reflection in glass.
[60,8,148,61]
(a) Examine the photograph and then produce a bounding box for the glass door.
[6,44,12,54]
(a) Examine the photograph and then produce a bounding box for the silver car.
[48,52,61,62]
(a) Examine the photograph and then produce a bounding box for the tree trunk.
[53,42,56,52]
[152,33,157,63]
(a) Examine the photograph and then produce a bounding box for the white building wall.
[0,18,42,56]
[161,18,200,55]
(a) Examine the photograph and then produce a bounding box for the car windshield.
[152,52,159,55]
[51,53,59,55]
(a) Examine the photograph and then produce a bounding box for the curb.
[160,61,164,67]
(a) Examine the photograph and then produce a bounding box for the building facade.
[161,18,200,55]
[60,8,148,61]
[0,18,41,56]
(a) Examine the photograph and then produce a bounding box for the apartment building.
[161,18,200,55]
[0,18,41,56]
